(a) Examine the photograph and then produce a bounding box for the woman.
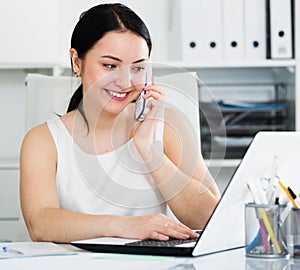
[20,3,220,243]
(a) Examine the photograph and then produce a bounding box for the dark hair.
[67,3,152,120]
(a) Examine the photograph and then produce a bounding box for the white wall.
[0,0,59,64]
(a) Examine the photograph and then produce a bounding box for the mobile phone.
[135,63,152,121]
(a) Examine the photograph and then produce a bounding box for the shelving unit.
[158,0,299,185]
[151,60,296,189]
[154,60,297,69]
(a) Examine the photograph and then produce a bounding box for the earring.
[74,71,79,77]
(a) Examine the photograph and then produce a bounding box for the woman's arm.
[20,124,113,242]
[134,104,221,229]
[20,123,198,242]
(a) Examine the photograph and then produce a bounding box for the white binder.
[244,0,267,61]
[170,0,202,61]
[222,0,245,61]
[197,0,222,62]
[169,0,222,62]
[267,0,293,59]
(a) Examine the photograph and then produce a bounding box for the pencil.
[259,209,282,254]
[287,187,300,208]
[278,181,299,208]
[258,218,270,253]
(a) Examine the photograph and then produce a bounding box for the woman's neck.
[85,105,132,132]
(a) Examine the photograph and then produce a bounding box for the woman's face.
[79,31,149,116]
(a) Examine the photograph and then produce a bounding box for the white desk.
[0,244,299,270]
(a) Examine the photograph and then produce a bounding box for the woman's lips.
[104,88,130,101]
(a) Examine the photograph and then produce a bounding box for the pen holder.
[245,257,289,270]
[286,208,300,258]
[245,203,288,258]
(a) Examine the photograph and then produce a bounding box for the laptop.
[71,131,300,256]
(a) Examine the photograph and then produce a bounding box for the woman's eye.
[103,64,117,69]
[131,66,145,72]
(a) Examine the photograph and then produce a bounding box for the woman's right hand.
[114,214,199,241]
[132,79,165,152]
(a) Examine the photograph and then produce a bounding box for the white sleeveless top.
[47,117,170,216]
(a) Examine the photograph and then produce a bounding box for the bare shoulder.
[164,107,181,120]
[22,123,54,146]
[21,123,57,163]
[21,109,77,153]
[163,108,187,152]
[164,107,191,139]
[163,107,199,155]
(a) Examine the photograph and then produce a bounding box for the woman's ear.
[70,48,82,77]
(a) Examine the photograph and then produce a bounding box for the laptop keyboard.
[125,231,202,247]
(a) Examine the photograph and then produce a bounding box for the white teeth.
[108,90,126,98]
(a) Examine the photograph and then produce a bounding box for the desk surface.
[0,243,298,270]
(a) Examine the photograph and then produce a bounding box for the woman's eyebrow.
[100,55,147,64]
[101,55,122,62]
[132,58,147,64]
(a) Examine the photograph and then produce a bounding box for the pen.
[268,156,278,204]
[1,246,24,255]
[245,230,261,253]
[247,180,262,204]
[259,209,282,254]
[287,187,300,208]
[258,219,269,253]
[278,181,299,208]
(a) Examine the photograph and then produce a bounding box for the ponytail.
[67,84,83,113]
[67,84,89,133]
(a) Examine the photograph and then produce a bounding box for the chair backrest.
[25,74,80,131]
[155,71,200,147]
[25,72,200,146]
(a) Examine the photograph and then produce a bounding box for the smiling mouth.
[104,88,130,101]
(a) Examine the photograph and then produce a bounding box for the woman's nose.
[115,67,132,89]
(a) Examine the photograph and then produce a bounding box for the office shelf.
[0,159,20,170]
[199,81,292,161]
[153,60,297,69]
[0,64,57,70]
[205,159,241,168]
[55,60,297,76]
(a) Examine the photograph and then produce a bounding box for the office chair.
[25,74,80,132]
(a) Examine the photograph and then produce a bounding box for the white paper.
[0,242,77,259]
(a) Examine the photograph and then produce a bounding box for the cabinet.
[198,64,296,188]
[0,68,52,241]
[197,64,295,160]
[0,168,29,241]
[162,0,300,189]
[165,0,300,173]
